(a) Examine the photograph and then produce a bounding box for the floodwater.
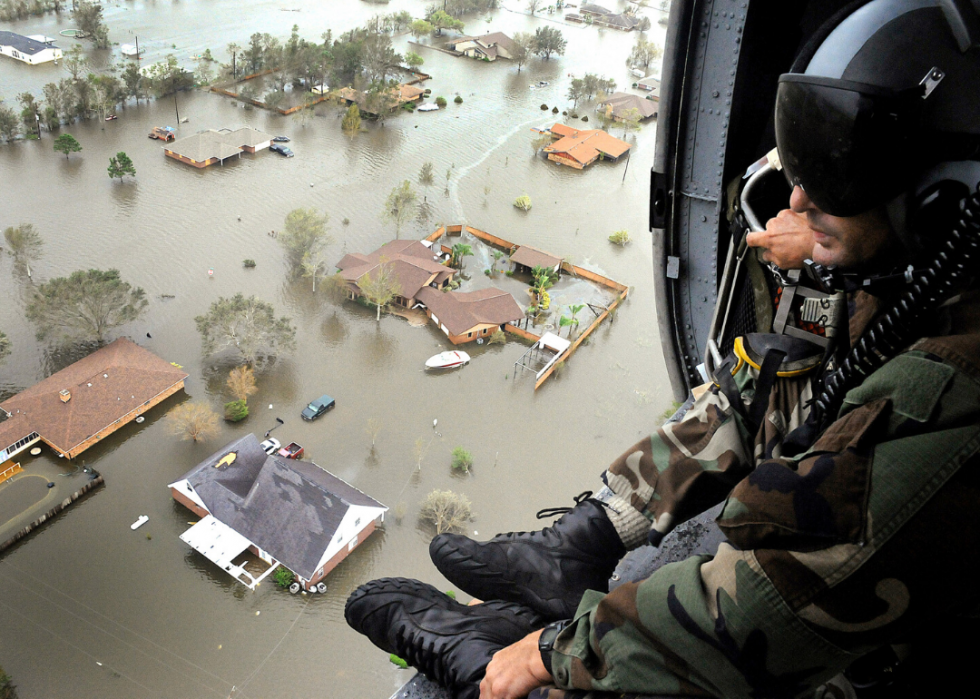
[0,2,671,697]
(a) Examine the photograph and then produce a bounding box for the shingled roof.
[177,434,385,580]
[337,240,451,300]
[165,127,272,163]
[600,92,658,120]
[510,245,562,270]
[415,287,523,336]
[0,338,187,457]
[0,31,53,56]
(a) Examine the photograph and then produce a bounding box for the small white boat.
[131,515,149,530]
[425,351,470,369]
[120,44,143,58]
[417,103,440,112]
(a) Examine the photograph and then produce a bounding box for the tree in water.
[410,19,433,42]
[358,259,402,321]
[26,269,147,343]
[450,243,473,269]
[512,32,535,73]
[342,103,362,139]
[107,152,136,181]
[429,10,465,37]
[167,402,220,443]
[626,37,662,72]
[301,248,331,292]
[3,223,43,278]
[419,489,473,535]
[226,365,258,404]
[405,51,424,74]
[72,0,109,48]
[381,180,418,238]
[620,107,643,138]
[195,294,296,368]
[53,133,82,159]
[533,26,567,60]
[0,331,10,365]
[418,161,435,198]
[279,208,331,268]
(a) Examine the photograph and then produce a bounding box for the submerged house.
[170,434,387,591]
[336,83,425,115]
[163,127,273,168]
[574,4,641,30]
[415,287,524,344]
[509,245,563,275]
[539,124,631,169]
[598,92,658,121]
[0,31,63,65]
[448,32,517,61]
[336,240,455,309]
[0,338,187,462]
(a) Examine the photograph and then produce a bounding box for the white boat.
[417,103,440,112]
[425,351,470,369]
[131,515,149,530]
[120,44,143,58]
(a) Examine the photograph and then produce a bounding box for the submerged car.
[270,143,294,157]
[272,135,290,142]
[301,394,335,421]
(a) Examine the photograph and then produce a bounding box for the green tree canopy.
[0,331,10,364]
[429,10,465,36]
[342,102,362,139]
[279,208,331,268]
[3,223,44,273]
[107,152,136,181]
[512,32,535,73]
[405,51,424,72]
[26,268,148,343]
[533,26,567,60]
[53,133,82,159]
[72,1,109,48]
[195,294,296,367]
[410,19,434,41]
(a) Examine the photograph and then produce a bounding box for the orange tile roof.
[544,124,631,165]
[0,338,187,456]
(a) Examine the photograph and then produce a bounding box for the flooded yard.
[0,2,671,697]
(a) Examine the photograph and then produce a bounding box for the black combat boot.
[345,577,546,699]
[429,492,627,621]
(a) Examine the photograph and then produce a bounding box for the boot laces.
[535,490,593,520]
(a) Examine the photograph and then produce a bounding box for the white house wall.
[315,505,387,573]
[167,478,208,511]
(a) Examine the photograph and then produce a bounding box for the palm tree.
[451,243,473,269]
[560,304,586,337]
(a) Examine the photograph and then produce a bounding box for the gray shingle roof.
[0,31,52,56]
[179,434,384,580]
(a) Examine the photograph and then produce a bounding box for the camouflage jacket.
[550,291,980,698]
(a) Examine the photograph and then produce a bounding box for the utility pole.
[34,112,41,139]
[135,35,140,59]
[173,92,180,125]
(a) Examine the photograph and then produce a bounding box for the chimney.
[59,389,71,403]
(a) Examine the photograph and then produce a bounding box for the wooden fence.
[425,225,629,390]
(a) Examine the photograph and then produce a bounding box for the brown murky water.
[0,2,671,697]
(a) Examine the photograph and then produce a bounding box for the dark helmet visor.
[775,75,921,217]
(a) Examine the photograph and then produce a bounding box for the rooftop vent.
[59,389,71,403]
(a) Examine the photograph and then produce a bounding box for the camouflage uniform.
[548,291,980,698]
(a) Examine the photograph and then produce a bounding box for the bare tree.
[226,365,258,404]
[381,180,418,239]
[3,223,43,278]
[419,489,473,535]
[167,402,220,443]
[366,418,382,447]
[512,32,535,74]
[301,248,330,292]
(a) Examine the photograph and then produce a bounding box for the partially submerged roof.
[510,245,562,270]
[544,124,631,164]
[415,287,523,335]
[174,434,386,580]
[0,31,55,55]
[224,126,272,148]
[600,92,657,119]
[0,338,187,456]
[167,130,243,162]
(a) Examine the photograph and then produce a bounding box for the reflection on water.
[0,1,671,697]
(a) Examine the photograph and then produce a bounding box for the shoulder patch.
[843,354,954,422]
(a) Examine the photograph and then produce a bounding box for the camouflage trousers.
[598,344,815,549]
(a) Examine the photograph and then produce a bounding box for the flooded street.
[0,2,671,697]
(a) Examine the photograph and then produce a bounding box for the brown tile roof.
[0,338,188,456]
[510,245,562,270]
[544,124,631,165]
[600,92,657,119]
[415,287,524,336]
[336,240,450,300]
